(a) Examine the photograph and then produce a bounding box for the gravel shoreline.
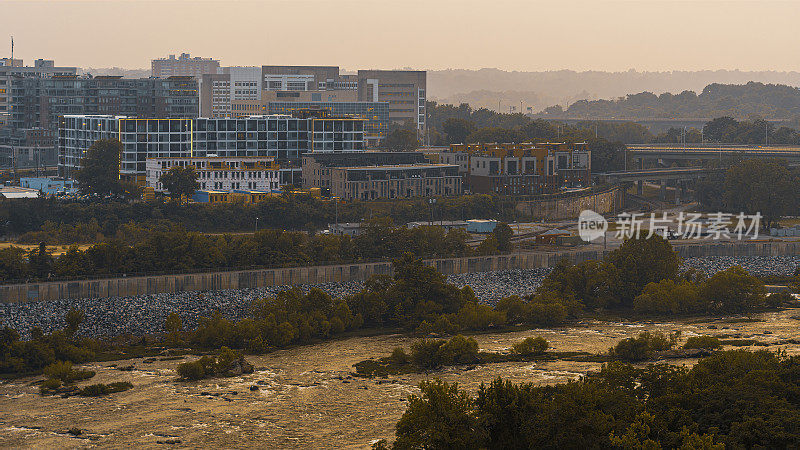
[1,256,798,338]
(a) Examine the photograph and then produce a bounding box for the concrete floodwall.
[515,185,626,221]
[2,240,799,304]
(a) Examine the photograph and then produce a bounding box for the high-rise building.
[357,70,426,134]
[151,53,220,78]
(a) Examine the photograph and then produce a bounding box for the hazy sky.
[1,0,798,72]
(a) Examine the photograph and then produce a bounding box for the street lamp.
[255,216,259,232]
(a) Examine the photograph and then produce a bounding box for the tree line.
[542,81,800,121]
[696,158,800,230]
[0,221,516,283]
[1,194,518,243]
[382,349,800,448]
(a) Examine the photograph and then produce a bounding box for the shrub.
[683,336,722,350]
[511,337,549,356]
[43,361,95,383]
[767,291,794,308]
[176,356,214,381]
[411,339,446,370]
[176,348,253,381]
[39,377,62,395]
[437,335,479,365]
[79,381,133,397]
[609,332,679,362]
[389,347,410,365]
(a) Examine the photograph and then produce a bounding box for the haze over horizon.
[2,0,799,73]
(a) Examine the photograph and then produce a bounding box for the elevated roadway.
[627,144,800,164]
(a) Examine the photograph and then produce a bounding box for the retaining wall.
[515,186,626,220]
[2,240,798,304]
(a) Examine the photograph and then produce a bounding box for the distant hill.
[541,82,800,120]
[428,69,800,114]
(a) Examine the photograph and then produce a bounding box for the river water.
[2,308,800,448]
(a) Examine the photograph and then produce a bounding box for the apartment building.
[151,53,220,78]
[145,156,283,192]
[0,127,57,168]
[8,75,198,134]
[357,70,426,133]
[301,151,427,189]
[59,112,366,181]
[330,163,461,200]
[269,102,388,146]
[0,59,77,131]
[440,142,591,195]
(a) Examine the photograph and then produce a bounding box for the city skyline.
[2,0,799,72]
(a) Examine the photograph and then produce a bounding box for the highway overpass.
[627,144,800,165]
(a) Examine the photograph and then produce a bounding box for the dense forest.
[541,82,800,120]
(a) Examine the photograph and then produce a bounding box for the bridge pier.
[660,179,667,201]
[637,180,644,195]
[675,181,681,205]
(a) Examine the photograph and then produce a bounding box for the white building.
[146,156,282,193]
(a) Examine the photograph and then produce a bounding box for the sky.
[1,0,798,72]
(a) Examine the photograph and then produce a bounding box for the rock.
[250,385,259,391]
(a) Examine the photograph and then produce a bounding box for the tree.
[28,242,52,279]
[492,222,513,252]
[384,129,420,151]
[442,118,476,144]
[701,266,766,313]
[605,235,679,307]
[75,139,124,197]
[159,166,199,203]
[723,158,798,230]
[65,307,85,336]
[394,379,484,449]
[165,312,183,345]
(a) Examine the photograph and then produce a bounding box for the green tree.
[442,118,476,144]
[165,312,183,345]
[701,266,766,313]
[492,222,513,252]
[28,242,52,279]
[65,307,85,336]
[75,139,124,197]
[605,236,679,307]
[511,337,549,356]
[394,379,484,449]
[159,166,199,203]
[723,158,798,230]
[384,129,420,151]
